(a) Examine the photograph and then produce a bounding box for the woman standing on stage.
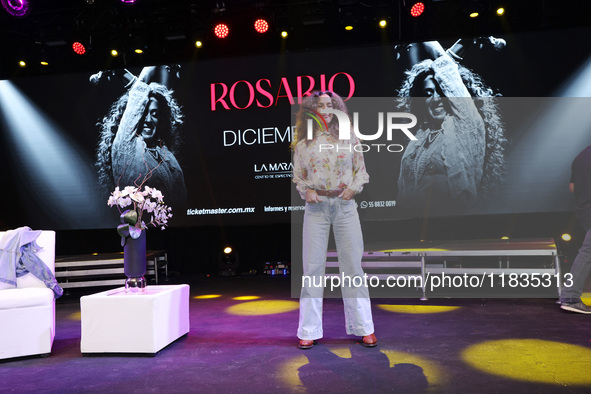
[292,90,377,349]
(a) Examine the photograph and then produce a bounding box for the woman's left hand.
[339,188,356,200]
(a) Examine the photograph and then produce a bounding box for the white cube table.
[80,284,190,355]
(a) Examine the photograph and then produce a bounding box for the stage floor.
[2,275,591,393]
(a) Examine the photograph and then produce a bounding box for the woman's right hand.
[137,66,158,84]
[422,41,447,60]
[306,189,323,204]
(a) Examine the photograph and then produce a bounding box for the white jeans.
[297,197,375,340]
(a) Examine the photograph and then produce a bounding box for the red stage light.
[254,19,269,33]
[410,2,425,17]
[72,42,86,55]
[214,23,229,39]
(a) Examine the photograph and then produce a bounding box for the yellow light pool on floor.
[68,312,81,321]
[278,348,447,391]
[462,339,591,385]
[226,300,298,316]
[232,296,260,301]
[194,294,222,299]
[469,12,479,18]
[378,304,461,314]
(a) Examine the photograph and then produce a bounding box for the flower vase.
[123,229,147,293]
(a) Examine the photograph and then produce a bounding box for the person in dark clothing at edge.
[560,145,591,314]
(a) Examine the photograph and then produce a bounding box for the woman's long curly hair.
[397,59,507,199]
[290,90,350,150]
[96,83,183,194]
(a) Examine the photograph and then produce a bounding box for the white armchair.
[0,230,56,360]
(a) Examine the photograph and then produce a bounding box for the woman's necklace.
[423,129,442,149]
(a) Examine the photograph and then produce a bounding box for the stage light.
[561,233,572,242]
[276,12,290,35]
[1,0,30,17]
[340,6,356,31]
[281,31,288,38]
[379,19,387,28]
[410,2,425,17]
[219,246,238,276]
[214,23,229,39]
[120,0,137,3]
[469,12,479,18]
[496,7,505,15]
[72,42,86,55]
[501,236,509,240]
[254,18,269,33]
[39,49,49,67]
[195,40,202,48]
[110,49,118,57]
[18,60,26,68]
[134,48,143,54]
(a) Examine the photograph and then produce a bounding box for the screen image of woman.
[396,39,507,216]
[95,65,187,209]
[292,90,377,349]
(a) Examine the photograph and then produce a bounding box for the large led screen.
[1,27,590,230]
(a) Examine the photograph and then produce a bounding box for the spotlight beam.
[0,81,111,228]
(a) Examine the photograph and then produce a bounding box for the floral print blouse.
[293,131,369,200]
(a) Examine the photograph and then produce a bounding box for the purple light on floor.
[120,0,137,4]
[1,0,30,17]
